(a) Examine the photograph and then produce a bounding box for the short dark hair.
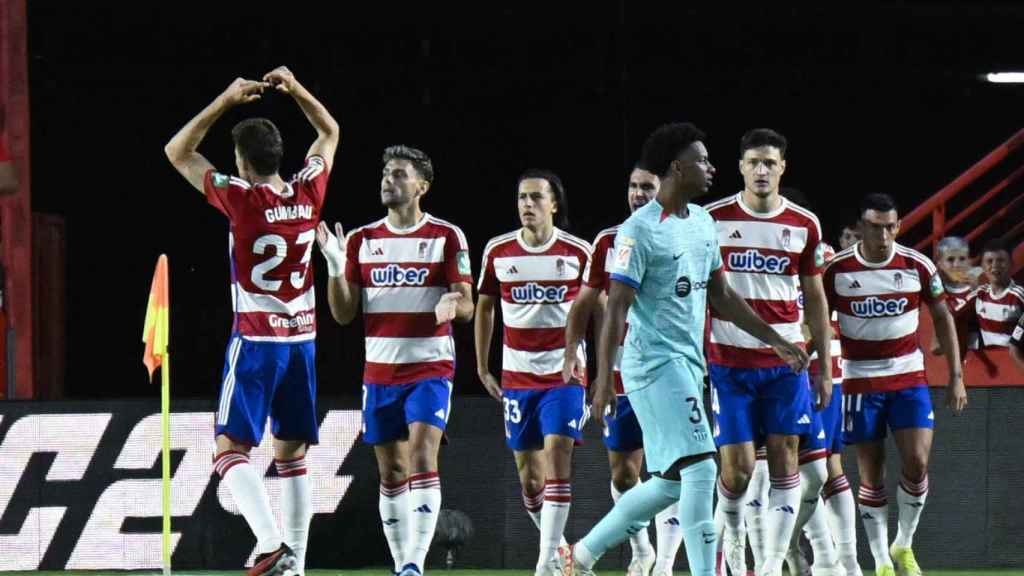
[982,238,1011,256]
[231,118,283,176]
[517,168,570,229]
[383,145,434,184]
[639,122,707,178]
[740,128,788,159]
[859,193,899,218]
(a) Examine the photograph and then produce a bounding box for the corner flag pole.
[142,254,172,576]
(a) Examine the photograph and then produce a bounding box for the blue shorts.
[503,386,585,451]
[603,395,644,452]
[819,383,844,454]
[362,378,453,445]
[842,386,934,445]
[710,364,813,447]
[215,336,319,446]
[624,357,715,474]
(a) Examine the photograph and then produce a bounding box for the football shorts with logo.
[362,378,454,444]
[624,356,715,474]
[841,385,934,444]
[817,382,844,454]
[503,385,586,450]
[215,336,320,446]
[710,364,815,446]
[603,395,644,452]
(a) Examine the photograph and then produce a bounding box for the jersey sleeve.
[583,235,610,291]
[203,169,239,219]
[298,155,330,208]
[344,231,363,286]
[477,247,499,296]
[709,222,723,272]
[955,288,979,316]
[607,218,648,291]
[444,226,473,285]
[1011,314,1024,349]
[800,219,825,276]
[919,257,946,305]
[822,262,838,310]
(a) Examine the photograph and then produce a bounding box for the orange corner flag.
[142,254,170,381]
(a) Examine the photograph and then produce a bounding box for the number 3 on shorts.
[503,398,522,423]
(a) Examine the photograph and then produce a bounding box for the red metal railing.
[898,128,1024,275]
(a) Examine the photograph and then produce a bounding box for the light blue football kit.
[576,199,720,576]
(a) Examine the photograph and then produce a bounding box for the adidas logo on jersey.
[371,247,384,256]
[729,230,742,239]
[507,265,519,274]
[797,414,811,424]
[510,282,568,304]
[848,279,862,289]
[851,296,910,318]
[371,264,430,286]
[728,249,791,274]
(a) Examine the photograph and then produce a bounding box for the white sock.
[215,451,282,554]
[823,475,859,573]
[893,474,928,549]
[716,477,749,535]
[612,481,654,559]
[525,488,568,549]
[793,459,836,569]
[654,504,684,572]
[538,479,572,571]
[276,457,311,572]
[762,473,801,574]
[408,472,442,571]
[380,479,410,572]
[857,484,892,569]
[744,459,769,573]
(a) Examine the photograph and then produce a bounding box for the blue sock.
[580,474,680,565]
[677,458,718,576]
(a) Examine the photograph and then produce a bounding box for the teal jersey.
[607,200,722,385]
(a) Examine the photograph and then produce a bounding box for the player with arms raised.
[165,66,339,576]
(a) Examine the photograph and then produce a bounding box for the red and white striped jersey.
[945,283,973,313]
[345,214,472,385]
[203,156,329,343]
[956,281,1024,349]
[704,193,825,368]
[582,225,628,394]
[823,243,946,394]
[479,228,591,389]
[803,243,842,382]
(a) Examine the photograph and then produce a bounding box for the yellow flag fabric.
[142,254,169,381]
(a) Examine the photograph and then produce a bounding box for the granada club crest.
[556,257,566,277]
[781,228,791,249]
[894,272,903,290]
[418,240,428,260]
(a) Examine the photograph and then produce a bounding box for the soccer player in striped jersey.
[165,67,340,576]
[316,146,474,576]
[475,170,591,576]
[954,239,1024,352]
[824,193,967,576]
[704,129,834,576]
[935,237,974,312]
[564,165,684,576]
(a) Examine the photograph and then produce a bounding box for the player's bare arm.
[592,280,635,423]
[164,77,266,193]
[315,221,360,325]
[263,66,340,171]
[928,297,967,414]
[800,273,834,411]
[437,282,474,324]
[474,294,502,401]
[708,269,810,373]
[562,285,600,384]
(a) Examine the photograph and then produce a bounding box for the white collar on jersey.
[735,191,787,219]
[384,212,431,235]
[987,279,1019,300]
[854,242,897,269]
[254,181,294,199]
[517,226,560,253]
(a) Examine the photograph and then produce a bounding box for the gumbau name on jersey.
[510,282,569,304]
[370,264,430,286]
[728,249,791,274]
[851,296,910,318]
[264,204,314,224]
[268,312,315,329]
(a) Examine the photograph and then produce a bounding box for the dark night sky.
[26,3,1024,398]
